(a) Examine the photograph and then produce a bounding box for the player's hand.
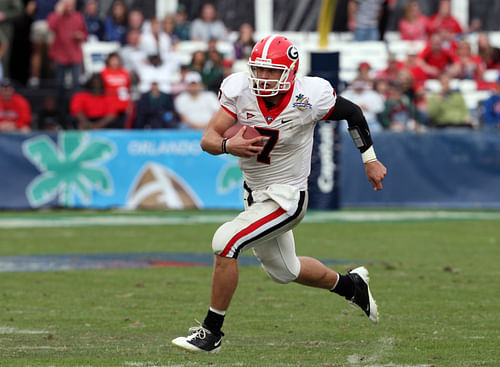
[365,160,387,191]
[225,126,264,158]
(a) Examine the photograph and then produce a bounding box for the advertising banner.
[0,131,245,210]
[340,129,500,208]
[2,129,500,210]
[307,121,340,210]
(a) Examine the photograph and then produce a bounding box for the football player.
[172,35,387,353]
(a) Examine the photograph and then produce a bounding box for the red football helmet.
[248,35,299,96]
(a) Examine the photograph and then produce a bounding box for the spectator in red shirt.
[438,28,458,54]
[100,52,131,128]
[418,33,460,79]
[402,50,427,91]
[398,1,427,41]
[426,0,463,37]
[477,32,500,70]
[48,0,87,100]
[456,40,485,80]
[70,74,119,129]
[375,53,405,82]
[0,79,31,132]
[356,61,374,88]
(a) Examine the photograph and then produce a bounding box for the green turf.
[0,211,499,366]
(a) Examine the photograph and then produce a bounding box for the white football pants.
[212,189,308,284]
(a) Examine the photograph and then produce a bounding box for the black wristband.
[221,138,229,154]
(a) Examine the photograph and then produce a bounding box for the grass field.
[0,210,499,367]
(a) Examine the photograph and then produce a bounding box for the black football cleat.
[172,323,223,353]
[346,266,379,323]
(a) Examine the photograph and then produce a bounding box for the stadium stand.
[5,0,500,132]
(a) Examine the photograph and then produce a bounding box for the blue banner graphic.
[1,129,500,209]
[340,129,500,208]
[0,131,244,210]
[307,121,340,210]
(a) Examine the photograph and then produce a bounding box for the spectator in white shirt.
[190,3,228,42]
[136,53,179,94]
[139,17,172,59]
[120,29,147,76]
[341,78,384,132]
[174,71,219,130]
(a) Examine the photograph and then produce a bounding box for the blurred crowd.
[345,0,500,132]
[0,0,247,132]
[0,0,500,134]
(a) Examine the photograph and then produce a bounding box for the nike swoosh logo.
[281,119,292,124]
[214,338,222,347]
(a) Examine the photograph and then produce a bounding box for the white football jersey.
[219,72,337,191]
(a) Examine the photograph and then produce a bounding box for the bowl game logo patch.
[293,93,312,111]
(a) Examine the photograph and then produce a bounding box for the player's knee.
[264,268,297,284]
[211,222,232,256]
[261,258,301,284]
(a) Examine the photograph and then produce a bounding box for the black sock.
[331,274,355,299]
[203,310,225,336]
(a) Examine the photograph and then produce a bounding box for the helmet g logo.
[287,46,298,60]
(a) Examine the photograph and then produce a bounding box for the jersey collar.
[256,84,295,125]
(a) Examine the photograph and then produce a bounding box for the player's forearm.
[200,108,236,155]
[325,96,376,163]
[200,127,225,155]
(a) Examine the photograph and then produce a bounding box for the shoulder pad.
[221,72,250,99]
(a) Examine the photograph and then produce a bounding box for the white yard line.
[0,211,499,229]
[0,326,49,334]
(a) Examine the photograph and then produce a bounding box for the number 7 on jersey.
[255,127,279,164]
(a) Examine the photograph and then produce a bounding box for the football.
[223,124,262,141]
